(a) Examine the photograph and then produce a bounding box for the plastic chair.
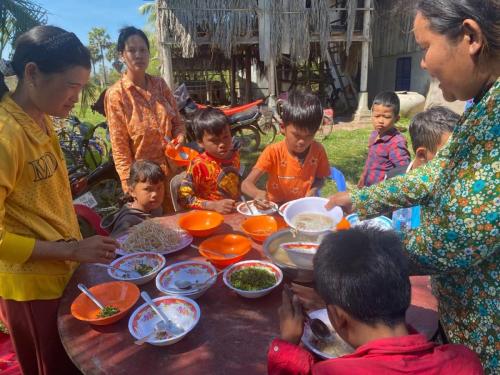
[170,171,187,212]
[331,167,347,192]
[73,204,109,237]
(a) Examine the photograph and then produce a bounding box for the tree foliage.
[0,0,47,57]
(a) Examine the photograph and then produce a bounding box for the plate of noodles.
[115,220,193,256]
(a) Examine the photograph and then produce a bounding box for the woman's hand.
[325,192,354,213]
[32,236,119,264]
[70,236,119,264]
[174,134,186,149]
[279,285,304,344]
[291,283,325,311]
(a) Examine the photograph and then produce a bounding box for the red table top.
[57,213,438,375]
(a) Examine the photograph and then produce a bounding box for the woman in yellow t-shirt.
[0,26,118,374]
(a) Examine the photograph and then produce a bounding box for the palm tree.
[138,2,156,27]
[88,27,111,86]
[0,0,47,57]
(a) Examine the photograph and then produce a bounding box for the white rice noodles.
[122,220,181,253]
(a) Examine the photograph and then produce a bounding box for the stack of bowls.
[155,260,217,300]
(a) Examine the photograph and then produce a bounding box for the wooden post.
[268,56,276,107]
[359,0,371,93]
[354,0,372,123]
[230,54,237,105]
[161,44,175,89]
[259,0,276,107]
[245,46,252,102]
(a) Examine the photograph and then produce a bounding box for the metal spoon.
[303,313,334,342]
[94,263,140,278]
[77,283,105,310]
[140,291,184,335]
[174,268,225,290]
[241,195,256,215]
[165,136,188,160]
[134,321,168,345]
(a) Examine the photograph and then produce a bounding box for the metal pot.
[263,229,320,283]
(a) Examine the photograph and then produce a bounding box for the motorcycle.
[173,84,276,153]
[57,114,122,237]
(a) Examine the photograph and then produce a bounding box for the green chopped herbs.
[97,306,120,318]
[135,263,154,276]
[230,267,276,291]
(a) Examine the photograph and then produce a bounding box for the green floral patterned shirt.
[352,78,499,373]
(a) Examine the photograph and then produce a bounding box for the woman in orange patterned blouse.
[105,27,185,212]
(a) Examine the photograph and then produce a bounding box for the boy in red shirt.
[358,91,410,187]
[268,227,483,375]
[178,108,241,213]
[242,90,330,205]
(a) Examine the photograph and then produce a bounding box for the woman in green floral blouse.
[324,0,499,372]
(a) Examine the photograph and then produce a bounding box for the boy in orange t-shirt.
[242,90,330,205]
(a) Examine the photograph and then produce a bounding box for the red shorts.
[0,298,80,375]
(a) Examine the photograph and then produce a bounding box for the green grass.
[72,103,106,124]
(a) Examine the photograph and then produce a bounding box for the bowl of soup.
[283,197,343,236]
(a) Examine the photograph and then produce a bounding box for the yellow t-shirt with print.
[0,94,81,301]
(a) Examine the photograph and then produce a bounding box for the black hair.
[281,89,323,134]
[409,106,458,153]
[314,226,411,327]
[371,91,400,116]
[117,26,150,53]
[127,160,165,188]
[192,107,230,142]
[0,25,91,98]
[416,0,500,58]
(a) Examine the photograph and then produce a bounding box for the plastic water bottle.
[392,208,413,232]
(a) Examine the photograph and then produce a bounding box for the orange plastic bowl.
[71,281,140,326]
[165,146,199,167]
[198,234,252,267]
[178,211,224,237]
[241,215,287,242]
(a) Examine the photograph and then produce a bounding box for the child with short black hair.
[101,160,165,237]
[387,106,458,178]
[268,226,483,374]
[358,91,411,187]
[242,89,330,205]
[178,107,241,214]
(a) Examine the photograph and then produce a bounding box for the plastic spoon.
[140,291,184,335]
[191,244,240,259]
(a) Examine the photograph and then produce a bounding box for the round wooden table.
[58,213,438,375]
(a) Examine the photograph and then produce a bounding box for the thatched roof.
[156,0,362,66]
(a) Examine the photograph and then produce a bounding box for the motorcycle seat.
[228,108,259,124]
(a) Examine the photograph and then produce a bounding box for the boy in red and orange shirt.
[242,90,330,205]
[178,108,241,214]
